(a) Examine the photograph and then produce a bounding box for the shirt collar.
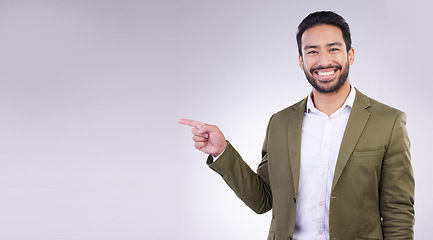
[306,86,356,114]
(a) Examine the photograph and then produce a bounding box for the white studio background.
[0,0,431,239]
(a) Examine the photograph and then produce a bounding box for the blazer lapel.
[332,89,371,191]
[288,98,307,196]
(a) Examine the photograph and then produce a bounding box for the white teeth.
[317,71,334,76]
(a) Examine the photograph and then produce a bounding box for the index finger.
[178,119,204,128]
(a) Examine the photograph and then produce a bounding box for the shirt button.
[319,201,324,206]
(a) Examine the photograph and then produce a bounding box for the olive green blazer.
[207,89,414,240]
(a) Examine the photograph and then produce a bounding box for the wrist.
[214,141,228,158]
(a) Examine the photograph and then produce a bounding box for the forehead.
[301,24,345,48]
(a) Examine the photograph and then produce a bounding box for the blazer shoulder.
[272,97,307,119]
[356,89,404,118]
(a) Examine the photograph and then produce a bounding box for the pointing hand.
[178,119,228,157]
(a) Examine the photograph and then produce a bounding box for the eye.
[307,50,317,55]
[330,48,340,52]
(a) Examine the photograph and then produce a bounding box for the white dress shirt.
[294,87,356,240]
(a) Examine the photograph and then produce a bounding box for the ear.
[348,48,355,65]
[298,55,304,70]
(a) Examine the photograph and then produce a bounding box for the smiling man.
[179,11,414,240]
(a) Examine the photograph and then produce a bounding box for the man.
[179,11,414,240]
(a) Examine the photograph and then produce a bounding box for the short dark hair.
[296,11,352,56]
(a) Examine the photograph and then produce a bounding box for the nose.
[317,52,333,67]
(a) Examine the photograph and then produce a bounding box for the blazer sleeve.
[206,124,273,214]
[380,112,415,239]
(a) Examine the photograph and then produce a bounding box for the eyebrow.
[303,42,343,51]
[327,42,343,47]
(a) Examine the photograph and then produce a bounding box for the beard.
[303,62,349,94]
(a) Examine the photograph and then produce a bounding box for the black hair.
[296,11,352,56]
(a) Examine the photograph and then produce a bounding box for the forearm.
[207,143,272,214]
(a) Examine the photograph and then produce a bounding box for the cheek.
[300,57,315,72]
[338,54,350,66]
[332,57,346,68]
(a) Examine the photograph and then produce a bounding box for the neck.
[311,81,351,117]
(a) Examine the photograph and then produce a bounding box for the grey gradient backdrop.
[0,0,431,239]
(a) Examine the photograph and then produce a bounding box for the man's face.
[299,24,354,94]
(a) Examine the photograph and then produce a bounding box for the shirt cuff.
[212,148,226,162]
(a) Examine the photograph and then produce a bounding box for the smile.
[317,70,335,76]
[313,68,339,81]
